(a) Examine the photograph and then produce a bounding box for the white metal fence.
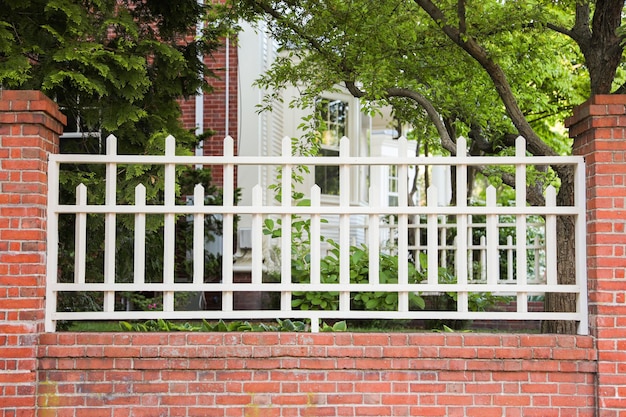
[46,134,588,333]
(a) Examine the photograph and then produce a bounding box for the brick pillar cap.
[0,90,67,127]
[566,94,626,128]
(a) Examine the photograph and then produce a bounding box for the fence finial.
[165,135,176,156]
[106,134,117,156]
[224,136,234,156]
[340,136,350,156]
[516,136,526,157]
[398,136,408,156]
[456,136,467,156]
[281,136,291,156]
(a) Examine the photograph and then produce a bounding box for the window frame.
[314,97,349,198]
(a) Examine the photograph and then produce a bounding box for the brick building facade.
[180,37,239,188]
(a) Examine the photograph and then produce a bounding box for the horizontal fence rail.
[46,135,588,333]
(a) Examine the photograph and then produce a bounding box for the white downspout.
[225,36,230,138]
[195,0,204,159]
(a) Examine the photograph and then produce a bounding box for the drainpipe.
[195,0,204,159]
[225,36,230,138]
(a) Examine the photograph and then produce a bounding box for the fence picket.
[427,186,439,286]
[251,185,264,286]
[455,137,469,313]
[193,184,204,286]
[545,186,558,286]
[368,187,380,286]
[222,137,235,311]
[310,186,322,285]
[75,184,87,285]
[486,186,499,285]
[280,137,292,310]
[339,137,351,312]
[134,184,147,285]
[396,139,410,312]
[515,137,529,312]
[104,135,117,313]
[163,135,176,312]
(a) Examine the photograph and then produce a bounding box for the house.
[179,22,426,258]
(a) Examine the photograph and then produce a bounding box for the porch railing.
[46,135,588,333]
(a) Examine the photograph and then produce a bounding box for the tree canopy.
[0,0,230,151]
[0,0,234,319]
[234,0,626,333]
[236,0,624,163]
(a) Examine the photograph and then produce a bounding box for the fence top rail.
[50,153,584,166]
[52,204,580,215]
[49,134,584,166]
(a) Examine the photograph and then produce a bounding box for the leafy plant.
[416,253,514,330]
[264,211,426,313]
[119,318,347,332]
[321,321,348,332]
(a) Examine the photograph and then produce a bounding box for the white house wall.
[237,21,280,226]
[236,22,375,206]
[235,23,430,255]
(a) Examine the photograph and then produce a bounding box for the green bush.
[264,215,426,312]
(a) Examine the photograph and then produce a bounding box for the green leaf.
[201,319,216,332]
[412,294,426,310]
[279,318,297,332]
[296,199,311,206]
[118,321,134,331]
[332,321,347,332]
[216,319,228,332]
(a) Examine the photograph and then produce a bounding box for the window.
[314,98,348,195]
[57,93,103,154]
[388,164,399,206]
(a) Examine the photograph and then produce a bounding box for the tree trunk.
[585,0,624,94]
[541,165,578,334]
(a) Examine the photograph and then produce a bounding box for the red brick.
[467,407,505,417]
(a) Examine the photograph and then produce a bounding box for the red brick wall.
[568,95,626,417]
[180,36,239,188]
[4,92,626,416]
[0,91,64,417]
[37,333,596,417]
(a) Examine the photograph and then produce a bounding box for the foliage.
[230,0,626,209]
[55,146,227,319]
[234,0,593,155]
[232,0,622,332]
[262,130,427,313]
[264,212,427,313]
[118,318,348,332]
[433,258,513,314]
[0,0,233,152]
[5,1,234,320]
[432,324,466,333]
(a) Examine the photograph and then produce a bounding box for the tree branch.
[457,0,466,35]
[412,0,561,165]
[249,1,339,65]
[472,165,545,206]
[571,0,592,44]
[346,81,457,154]
[545,22,574,40]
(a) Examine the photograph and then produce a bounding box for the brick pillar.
[566,95,626,417]
[0,91,64,417]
